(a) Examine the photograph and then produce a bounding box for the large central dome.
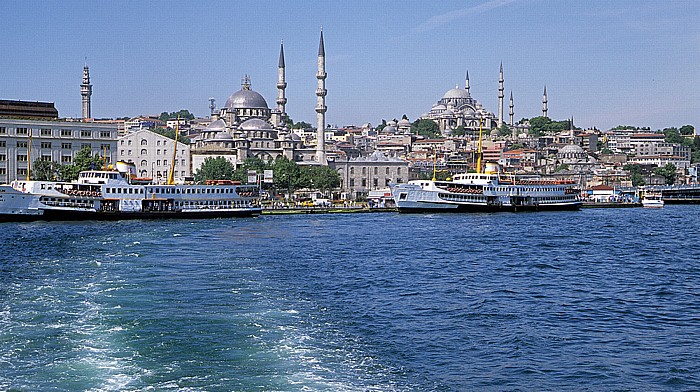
[224,76,269,110]
[442,87,470,99]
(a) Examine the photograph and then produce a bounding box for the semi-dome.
[205,118,227,131]
[225,89,269,110]
[214,131,233,140]
[442,87,470,99]
[240,118,273,131]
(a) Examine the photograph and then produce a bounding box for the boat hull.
[37,207,262,221]
[396,201,581,213]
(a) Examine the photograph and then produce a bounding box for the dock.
[262,207,397,215]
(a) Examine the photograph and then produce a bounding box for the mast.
[26,130,32,181]
[476,119,484,174]
[167,117,179,185]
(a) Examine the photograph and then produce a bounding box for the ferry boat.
[10,161,262,221]
[641,190,664,208]
[0,184,43,222]
[391,162,582,213]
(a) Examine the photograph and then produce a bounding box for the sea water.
[1,206,699,391]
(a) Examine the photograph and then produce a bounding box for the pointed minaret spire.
[509,91,514,127]
[315,28,327,164]
[276,40,287,123]
[465,69,470,96]
[497,62,504,127]
[81,63,92,119]
[542,85,548,118]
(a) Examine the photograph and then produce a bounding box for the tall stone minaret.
[315,29,327,164]
[497,62,504,127]
[509,91,514,126]
[465,69,471,96]
[542,85,548,118]
[276,41,288,124]
[81,64,92,119]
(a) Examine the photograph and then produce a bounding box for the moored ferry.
[10,161,262,221]
[0,184,43,222]
[391,162,581,213]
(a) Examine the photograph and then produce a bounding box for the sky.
[1,0,699,131]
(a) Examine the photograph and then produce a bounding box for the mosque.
[191,31,329,171]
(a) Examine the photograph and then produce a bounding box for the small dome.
[388,120,397,127]
[559,144,584,154]
[225,88,269,110]
[398,118,411,127]
[240,118,273,131]
[214,131,233,140]
[382,125,397,134]
[442,88,470,99]
[205,118,227,131]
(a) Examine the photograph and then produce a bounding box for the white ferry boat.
[0,184,43,222]
[641,190,664,208]
[10,161,261,221]
[391,162,581,213]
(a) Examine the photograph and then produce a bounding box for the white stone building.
[117,129,190,183]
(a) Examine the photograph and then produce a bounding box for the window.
[81,130,92,137]
[361,178,367,187]
[0,154,6,161]
[350,167,354,175]
[386,167,390,175]
[61,129,72,137]
[81,143,91,150]
[16,128,28,135]
[349,178,355,186]
[41,155,51,161]
[100,131,111,138]
[140,160,147,167]
[397,167,402,175]
[41,128,52,136]
[373,178,378,187]
[0,168,5,175]
[101,144,110,151]
[128,150,132,156]
[157,140,161,146]
[362,167,366,175]
[141,149,147,155]
[62,143,72,149]
[374,167,378,175]
[17,154,28,162]
[157,149,161,155]
[17,141,27,148]
[0,127,6,134]
[141,139,148,146]
[17,168,27,177]
[0,141,5,147]
[128,140,132,146]
[41,142,51,149]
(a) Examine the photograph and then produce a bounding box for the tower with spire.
[542,86,548,118]
[509,91,514,127]
[497,62,504,127]
[273,41,288,126]
[315,28,327,164]
[81,63,92,119]
[465,69,470,96]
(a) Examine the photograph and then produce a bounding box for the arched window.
[141,139,148,146]
[374,167,378,175]
[140,160,147,167]
[141,149,147,155]
[386,167,390,175]
[350,167,354,175]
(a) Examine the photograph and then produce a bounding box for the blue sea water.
[1,206,699,391]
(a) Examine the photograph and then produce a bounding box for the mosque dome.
[398,118,411,127]
[225,89,269,110]
[240,118,273,131]
[382,125,397,134]
[205,119,227,131]
[214,131,233,140]
[559,144,584,155]
[442,87,470,100]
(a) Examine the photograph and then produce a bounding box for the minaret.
[465,69,470,96]
[497,62,504,127]
[276,41,288,123]
[542,85,548,118]
[81,63,92,119]
[509,91,514,126]
[315,28,327,164]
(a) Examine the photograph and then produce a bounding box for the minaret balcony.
[316,89,327,97]
[315,105,327,113]
[277,82,287,89]
[276,98,287,105]
[316,72,327,79]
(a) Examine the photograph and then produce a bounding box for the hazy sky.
[2,0,698,131]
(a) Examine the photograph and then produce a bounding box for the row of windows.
[106,186,237,195]
[0,127,112,138]
[146,171,187,178]
[138,159,186,167]
[120,139,172,147]
[0,141,110,150]
[120,149,184,156]
[349,166,403,175]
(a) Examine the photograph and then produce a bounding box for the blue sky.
[1,0,698,131]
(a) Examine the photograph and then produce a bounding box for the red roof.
[590,184,614,191]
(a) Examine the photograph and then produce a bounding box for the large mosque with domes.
[191,32,328,171]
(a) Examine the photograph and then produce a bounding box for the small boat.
[0,184,43,222]
[642,191,664,208]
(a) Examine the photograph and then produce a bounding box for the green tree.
[158,109,195,122]
[624,163,646,186]
[662,127,684,144]
[654,163,677,185]
[411,119,440,139]
[193,156,236,183]
[375,119,387,133]
[497,123,511,137]
[680,124,695,136]
[31,159,61,181]
[271,156,301,193]
[152,127,190,144]
[292,121,312,129]
[59,147,104,181]
[232,157,270,183]
[302,165,340,193]
[452,125,467,137]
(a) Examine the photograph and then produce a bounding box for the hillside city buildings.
[2,33,698,198]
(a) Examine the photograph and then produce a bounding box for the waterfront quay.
[262,205,396,215]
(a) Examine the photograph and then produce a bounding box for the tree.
[411,119,440,139]
[624,163,646,186]
[375,119,387,133]
[680,124,695,136]
[31,159,61,181]
[59,147,104,181]
[302,165,340,193]
[271,156,301,193]
[152,127,190,144]
[193,156,236,183]
[292,121,312,129]
[158,109,195,122]
[654,163,677,185]
[528,116,570,137]
[662,127,684,144]
[497,123,511,137]
[452,125,467,137]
